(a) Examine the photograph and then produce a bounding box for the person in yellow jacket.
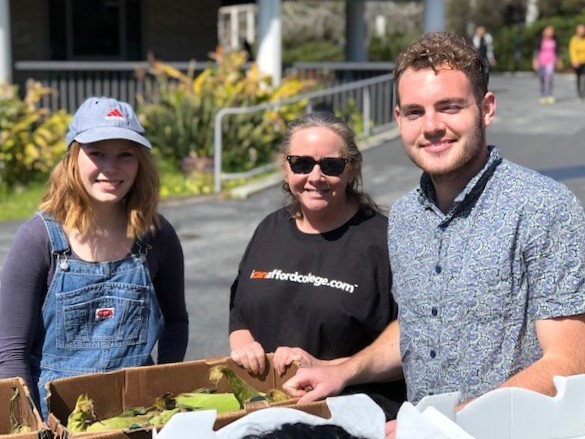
[569,24,585,99]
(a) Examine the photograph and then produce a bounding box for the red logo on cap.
[105,108,125,121]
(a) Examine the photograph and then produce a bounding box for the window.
[49,0,142,60]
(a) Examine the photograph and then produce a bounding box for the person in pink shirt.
[533,25,559,104]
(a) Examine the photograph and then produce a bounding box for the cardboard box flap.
[47,369,126,420]
[0,376,50,438]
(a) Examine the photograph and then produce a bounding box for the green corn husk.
[175,389,240,413]
[209,365,267,408]
[67,393,97,432]
[148,407,181,426]
[85,415,152,432]
[152,392,177,411]
[264,388,291,404]
[9,387,32,433]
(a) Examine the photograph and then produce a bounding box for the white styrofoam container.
[153,393,386,439]
[401,374,585,439]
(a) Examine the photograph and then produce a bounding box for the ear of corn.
[85,413,153,432]
[264,388,291,403]
[209,365,268,408]
[66,393,97,432]
[148,407,181,426]
[175,390,240,413]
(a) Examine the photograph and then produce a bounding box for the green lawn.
[0,170,273,223]
[0,172,213,222]
[0,184,46,222]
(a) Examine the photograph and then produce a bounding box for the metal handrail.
[213,73,394,192]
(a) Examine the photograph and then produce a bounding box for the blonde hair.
[39,142,160,238]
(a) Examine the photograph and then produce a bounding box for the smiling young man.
[283,32,585,438]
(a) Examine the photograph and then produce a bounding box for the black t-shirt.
[231,206,407,417]
[230,206,395,360]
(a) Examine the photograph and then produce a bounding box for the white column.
[257,0,281,86]
[345,0,367,62]
[246,5,255,44]
[230,8,239,50]
[424,0,445,33]
[0,0,12,83]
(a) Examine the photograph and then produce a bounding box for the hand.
[385,420,397,439]
[273,346,320,376]
[230,341,266,375]
[282,364,347,404]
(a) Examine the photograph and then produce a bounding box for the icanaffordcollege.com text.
[249,269,357,293]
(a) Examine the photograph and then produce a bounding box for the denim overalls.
[30,213,164,418]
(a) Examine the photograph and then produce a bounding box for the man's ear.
[482,91,496,127]
[394,105,402,129]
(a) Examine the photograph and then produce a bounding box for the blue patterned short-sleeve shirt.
[388,146,585,404]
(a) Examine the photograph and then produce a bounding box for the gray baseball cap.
[66,97,151,149]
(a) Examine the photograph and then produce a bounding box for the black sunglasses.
[286,155,349,176]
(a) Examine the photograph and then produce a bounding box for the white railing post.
[363,86,370,137]
[214,109,226,193]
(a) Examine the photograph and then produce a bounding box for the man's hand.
[282,364,347,403]
[230,340,266,375]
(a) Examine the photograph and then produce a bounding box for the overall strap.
[37,211,71,255]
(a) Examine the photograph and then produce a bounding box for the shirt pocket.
[55,282,149,349]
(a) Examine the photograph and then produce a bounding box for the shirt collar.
[417,146,503,212]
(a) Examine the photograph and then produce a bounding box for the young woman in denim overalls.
[0,97,189,418]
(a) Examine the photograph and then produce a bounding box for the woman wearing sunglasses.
[229,112,406,417]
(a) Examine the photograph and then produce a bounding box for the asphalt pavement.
[0,72,584,361]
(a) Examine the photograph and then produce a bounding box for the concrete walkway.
[0,72,584,361]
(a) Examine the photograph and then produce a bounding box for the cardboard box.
[0,377,50,438]
[46,356,328,438]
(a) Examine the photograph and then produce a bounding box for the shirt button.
[431,307,438,317]
[435,265,442,274]
[430,350,436,358]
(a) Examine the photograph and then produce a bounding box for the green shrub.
[0,81,70,193]
[137,50,317,179]
[369,33,414,62]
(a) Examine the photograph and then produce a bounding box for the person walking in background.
[569,23,585,100]
[533,25,559,104]
[472,25,496,73]
[0,97,189,418]
[229,112,407,420]
[282,32,585,439]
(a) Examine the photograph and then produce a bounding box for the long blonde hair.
[39,142,160,238]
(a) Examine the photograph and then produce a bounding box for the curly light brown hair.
[394,32,489,106]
